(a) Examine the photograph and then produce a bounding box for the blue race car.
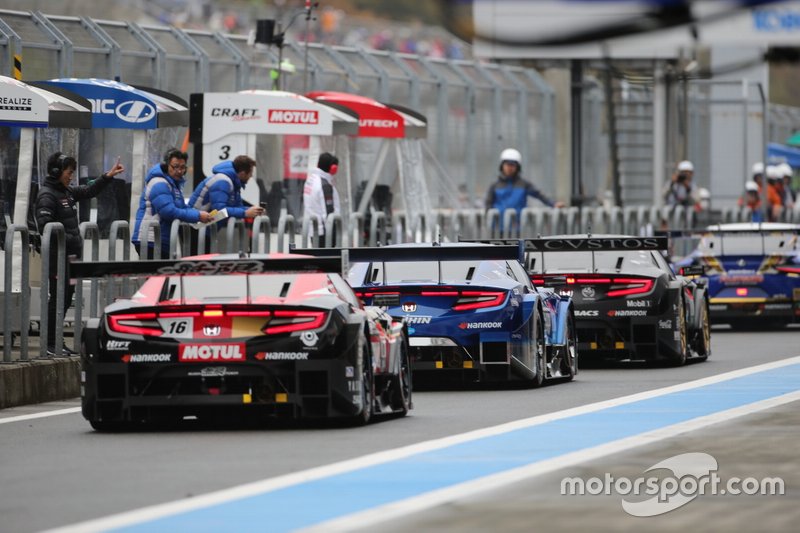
[311,243,577,386]
[673,223,800,328]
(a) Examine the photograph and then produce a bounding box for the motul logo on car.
[179,343,245,362]
[360,119,399,128]
[268,110,319,124]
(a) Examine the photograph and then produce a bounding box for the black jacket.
[35,174,111,259]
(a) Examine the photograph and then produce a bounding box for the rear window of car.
[158,273,332,302]
[695,234,797,256]
[364,260,509,284]
[528,250,656,273]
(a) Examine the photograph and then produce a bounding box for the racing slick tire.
[89,420,132,432]
[531,311,546,388]
[350,331,375,426]
[560,312,579,381]
[693,299,711,361]
[390,335,413,416]
[669,297,689,367]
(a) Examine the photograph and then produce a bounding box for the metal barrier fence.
[6,204,796,361]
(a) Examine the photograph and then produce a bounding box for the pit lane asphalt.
[1,326,797,533]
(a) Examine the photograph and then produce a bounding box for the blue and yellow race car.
[673,223,800,328]
[298,244,577,386]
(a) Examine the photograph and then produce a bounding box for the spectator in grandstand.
[35,152,124,356]
[132,149,210,259]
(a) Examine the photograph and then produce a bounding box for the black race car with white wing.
[71,254,412,430]
[471,236,710,365]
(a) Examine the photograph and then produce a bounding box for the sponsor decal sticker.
[126,353,171,363]
[709,304,728,311]
[575,309,600,318]
[581,286,596,299]
[658,320,672,329]
[187,367,240,377]
[178,343,245,362]
[210,107,260,121]
[360,118,399,129]
[106,339,131,351]
[627,300,651,308]
[258,352,310,361]
[300,331,319,347]
[764,303,792,310]
[559,290,573,297]
[203,324,222,337]
[458,321,503,329]
[608,310,648,317]
[268,109,319,124]
[345,366,355,378]
[405,316,432,325]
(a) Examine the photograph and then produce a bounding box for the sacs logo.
[268,110,319,124]
[574,310,599,317]
[179,343,245,362]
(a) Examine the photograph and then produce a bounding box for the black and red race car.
[70,254,411,430]
[468,236,710,365]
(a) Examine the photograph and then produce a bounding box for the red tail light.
[354,290,400,298]
[776,266,800,274]
[452,291,506,311]
[107,312,162,336]
[264,310,327,334]
[534,275,654,298]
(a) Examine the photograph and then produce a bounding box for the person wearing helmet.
[484,148,563,224]
[751,162,765,192]
[738,180,763,222]
[663,160,697,207]
[778,162,796,209]
[765,165,784,222]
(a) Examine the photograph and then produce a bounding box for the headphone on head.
[329,163,338,175]
[50,153,68,178]
[163,148,187,165]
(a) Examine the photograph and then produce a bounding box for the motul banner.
[200,92,334,143]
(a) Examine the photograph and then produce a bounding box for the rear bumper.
[575,317,677,361]
[708,299,800,323]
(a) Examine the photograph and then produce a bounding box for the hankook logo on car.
[608,310,648,317]
[458,322,502,329]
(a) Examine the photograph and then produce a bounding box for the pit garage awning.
[307,91,427,139]
[0,75,91,129]
[35,78,188,129]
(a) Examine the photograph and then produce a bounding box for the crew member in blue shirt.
[485,148,563,221]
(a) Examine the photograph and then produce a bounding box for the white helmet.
[766,165,782,181]
[745,180,759,192]
[677,160,694,172]
[751,162,764,175]
[778,162,793,177]
[499,148,522,166]
[698,187,710,199]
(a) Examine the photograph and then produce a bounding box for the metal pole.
[302,0,314,94]
[653,63,667,208]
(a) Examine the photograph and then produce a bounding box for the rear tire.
[693,299,711,361]
[350,332,374,426]
[390,335,412,416]
[531,311,546,388]
[561,313,578,380]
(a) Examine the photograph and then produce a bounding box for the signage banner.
[201,93,333,143]
[41,79,157,129]
[0,79,49,127]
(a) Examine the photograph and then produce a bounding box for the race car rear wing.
[461,237,668,273]
[657,228,798,257]
[69,255,347,279]
[293,245,522,287]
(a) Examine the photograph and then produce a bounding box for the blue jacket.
[485,174,554,214]
[132,163,201,249]
[189,161,247,219]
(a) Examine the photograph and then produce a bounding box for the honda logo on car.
[268,110,319,124]
[574,310,599,317]
[402,302,417,313]
[203,324,222,337]
[179,343,245,362]
[458,322,502,329]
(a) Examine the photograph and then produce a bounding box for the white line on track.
[0,407,81,425]
[46,354,800,533]
[303,389,800,532]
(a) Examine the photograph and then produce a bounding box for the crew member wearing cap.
[738,180,763,222]
[664,160,697,207]
[485,148,563,224]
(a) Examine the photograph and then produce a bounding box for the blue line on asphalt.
[113,364,800,533]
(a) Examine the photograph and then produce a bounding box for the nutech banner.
[0,78,49,127]
[201,93,334,143]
